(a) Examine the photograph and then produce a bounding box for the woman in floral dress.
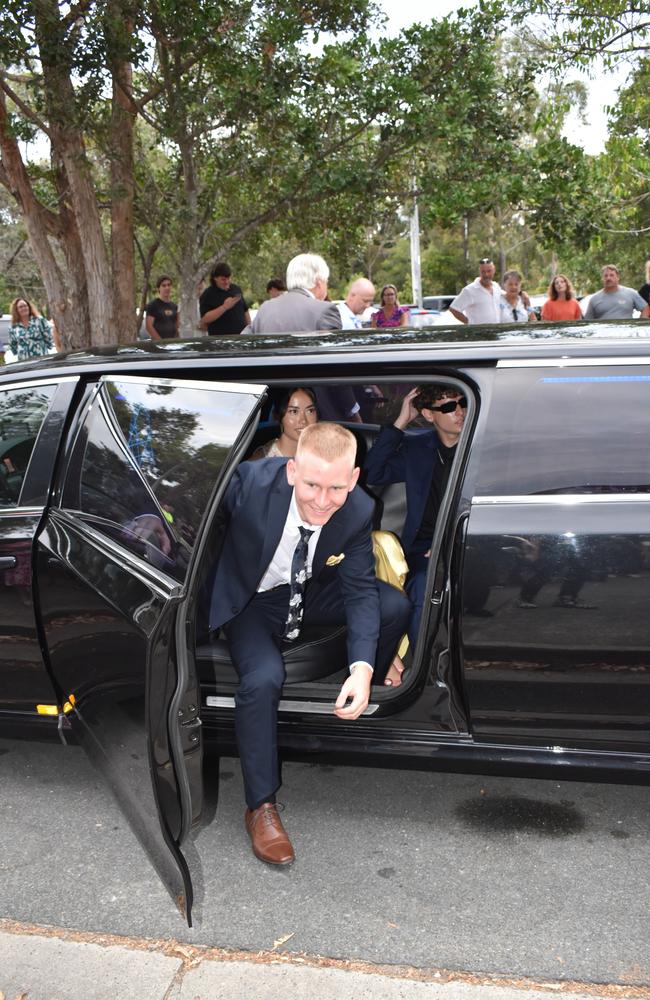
[8,297,53,361]
[370,285,410,329]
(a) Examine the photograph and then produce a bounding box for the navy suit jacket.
[209,458,380,667]
[364,424,440,555]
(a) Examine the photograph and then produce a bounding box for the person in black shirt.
[639,259,650,306]
[364,384,467,677]
[199,261,251,336]
[145,276,179,340]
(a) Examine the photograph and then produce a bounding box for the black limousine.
[1,321,648,922]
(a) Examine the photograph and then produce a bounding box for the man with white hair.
[337,277,376,330]
[249,253,342,334]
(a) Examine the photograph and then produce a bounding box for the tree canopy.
[1,1,650,341]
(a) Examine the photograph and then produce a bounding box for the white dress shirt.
[337,301,363,330]
[258,491,322,592]
[450,278,501,324]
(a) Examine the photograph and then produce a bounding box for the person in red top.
[541,274,583,321]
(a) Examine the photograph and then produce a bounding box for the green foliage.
[508,1,650,66]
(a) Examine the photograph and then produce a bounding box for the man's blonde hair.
[296,422,357,466]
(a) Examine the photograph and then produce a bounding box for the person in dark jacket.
[364,384,466,650]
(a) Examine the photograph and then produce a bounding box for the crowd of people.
[5,255,650,363]
[158,254,650,338]
[449,258,650,324]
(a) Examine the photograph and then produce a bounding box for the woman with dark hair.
[8,297,53,361]
[250,387,318,460]
[371,285,410,329]
[541,274,583,321]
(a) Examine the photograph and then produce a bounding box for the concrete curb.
[0,924,647,1000]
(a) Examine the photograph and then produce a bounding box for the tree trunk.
[108,1,137,344]
[178,260,202,338]
[52,154,91,350]
[35,0,115,345]
[155,29,204,339]
[173,104,203,337]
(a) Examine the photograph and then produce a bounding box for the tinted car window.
[475,366,650,495]
[351,381,466,426]
[63,377,260,575]
[0,383,56,506]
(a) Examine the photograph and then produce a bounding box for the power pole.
[410,180,422,308]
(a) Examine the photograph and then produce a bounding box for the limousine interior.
[192,380,465,728]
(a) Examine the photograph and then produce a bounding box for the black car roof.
[3,321,650,382]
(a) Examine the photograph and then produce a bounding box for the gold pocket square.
[326,553,345,566]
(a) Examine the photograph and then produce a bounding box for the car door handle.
[0,556,17,569]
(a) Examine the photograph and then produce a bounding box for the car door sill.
[205,695,379,715]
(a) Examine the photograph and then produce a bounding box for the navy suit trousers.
[223,578,410,809]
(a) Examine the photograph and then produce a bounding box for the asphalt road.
[1,736,649,988]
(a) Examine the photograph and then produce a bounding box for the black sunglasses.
[430,396,468,414]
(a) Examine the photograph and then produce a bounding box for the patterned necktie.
[283,526,314,641]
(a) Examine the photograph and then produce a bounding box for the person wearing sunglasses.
[498,270,537,324]
[364,384,467,681]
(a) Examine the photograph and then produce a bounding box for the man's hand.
[334,664,372,720]
[223,294,241,311]
[394,387,420,430]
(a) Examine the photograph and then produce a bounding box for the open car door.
[34,375,265,924]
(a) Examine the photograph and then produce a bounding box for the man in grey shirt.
[585,265,650,320]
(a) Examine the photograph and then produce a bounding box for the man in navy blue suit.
[364,385,467,660]
[210,422,410,866]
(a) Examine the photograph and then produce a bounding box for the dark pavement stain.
[377,867,396,879]
[611,829,631,839]
[219,770,234,781]
[457,795,585,837]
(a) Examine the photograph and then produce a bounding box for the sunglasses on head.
[429,396,468,413]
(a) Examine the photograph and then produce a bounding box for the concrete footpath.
[0,924,646,1000]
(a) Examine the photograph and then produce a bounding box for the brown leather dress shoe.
[245,803,295,866]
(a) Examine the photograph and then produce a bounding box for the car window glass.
[63,378,259,576]
[475,367,650,495]
[0,384,56,507]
